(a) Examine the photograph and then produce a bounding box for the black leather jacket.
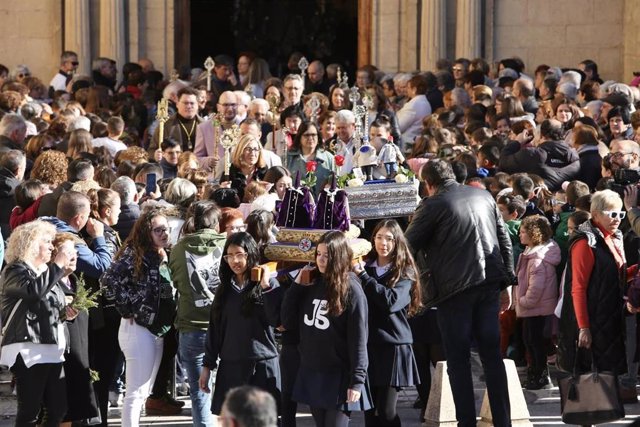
[405,180,514,308]
[0,262,66,345]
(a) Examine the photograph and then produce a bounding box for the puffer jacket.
[0,262,66,346]
[405,179,514,308]
[514,239,561,317]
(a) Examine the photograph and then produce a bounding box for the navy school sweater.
[203,278,280,370]
[360,266,414,346]
[281,273,369,391]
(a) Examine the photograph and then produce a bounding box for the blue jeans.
[436,282,511,427]
[179,330,213,427]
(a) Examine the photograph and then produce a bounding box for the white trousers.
[118,320,164,427]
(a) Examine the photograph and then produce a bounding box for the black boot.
[526,366,553,390]
[523,367,534,389]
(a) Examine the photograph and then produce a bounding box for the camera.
[610,168,640,205]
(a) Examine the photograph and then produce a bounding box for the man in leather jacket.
[405,159,514,427]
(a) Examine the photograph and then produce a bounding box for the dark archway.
[184,0,359,77]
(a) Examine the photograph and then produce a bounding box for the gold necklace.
[178,118,196,144]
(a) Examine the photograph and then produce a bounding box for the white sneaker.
[109,391,123,407]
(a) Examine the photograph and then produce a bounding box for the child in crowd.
[10,179,46,230]
[515,215,561,390]
[497,194,526,267]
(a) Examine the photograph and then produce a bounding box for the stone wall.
[493,0,625,81]
[0,0,61,84]
[371,0,420,73]
[623,0,640,83]
[0,0,174,85]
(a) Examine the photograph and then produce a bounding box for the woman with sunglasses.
[557,190,629,380]
[198,232,281,416]
[282,231,371,427]
[100,208,176,427]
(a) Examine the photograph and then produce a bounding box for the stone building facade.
[1,0,639,84]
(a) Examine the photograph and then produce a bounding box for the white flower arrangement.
[395,174,409,183]
[347,178,364,187]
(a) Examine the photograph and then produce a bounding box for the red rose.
[335,155,345,167]
[306,160,317,172]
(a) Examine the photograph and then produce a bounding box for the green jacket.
[169,229,226,332]
[505,219,523,268]
[554,210,572,254]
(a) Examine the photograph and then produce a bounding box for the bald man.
[304,60,331,95]
[194,91,241,173]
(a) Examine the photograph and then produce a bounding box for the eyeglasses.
[70,61,79,66]
[223,252,248,262]
[611,151,634,158]
[302,133,318,138]
[243,147,260,153]
[602,210,626,220]
[152,227,170,235]
[41,146,55,152]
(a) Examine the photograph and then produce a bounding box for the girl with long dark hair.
[282,231,371,427]
[356,220,422,426]
[198,232,281,415]
[100,208,176,427]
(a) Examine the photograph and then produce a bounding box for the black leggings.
[11,355,67,427]
[365,386,400,426]
[522,315,547,371]
[310,407,350,427]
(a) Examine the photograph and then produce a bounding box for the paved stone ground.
[0,360,639,426]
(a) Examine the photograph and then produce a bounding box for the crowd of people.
[0,49,639,427]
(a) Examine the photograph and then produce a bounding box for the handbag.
[558,347,624,425]
[0,299,22,356]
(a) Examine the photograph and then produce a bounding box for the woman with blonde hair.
[222,134,268,201]
[0,220,77,426]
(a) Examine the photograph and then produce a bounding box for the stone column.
[420,0,446,71]
[64,0,91,76]
[128,0,140,62]
[99,0,126,79]
[455,0,481,59]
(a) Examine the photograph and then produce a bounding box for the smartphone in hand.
[146,173,157,196]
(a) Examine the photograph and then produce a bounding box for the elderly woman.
[0,220,77,427]
[222,134,268,202]
[100,208,177,426]
[286,121,336,196]
[163,177,198,245]
[558,190,628,378]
